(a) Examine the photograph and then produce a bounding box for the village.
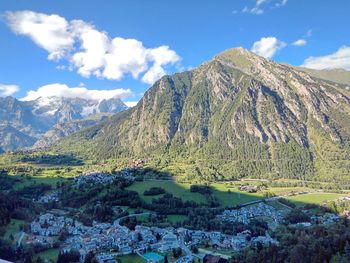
[218,203,284,225]
[25,170,344,263]
[26,200,344,263]
[27,210,280,263]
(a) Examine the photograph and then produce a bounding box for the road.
[175,235,193,263]
[16,231,25,248]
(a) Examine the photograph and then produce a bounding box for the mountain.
[33,114,112,148]
[27,96,128,124]
[0,124,37,151]
[0,96,128,151]
[297,67,350,86]
[55,47,350,181]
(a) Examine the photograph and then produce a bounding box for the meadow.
[286,192,345,207]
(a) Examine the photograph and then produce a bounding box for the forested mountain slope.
[55,48,350,182]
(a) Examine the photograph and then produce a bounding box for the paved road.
[175,235,193,263]
[16,231,25,248]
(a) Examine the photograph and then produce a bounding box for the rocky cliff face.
[0,96,128,151]
[55,48,350,180]
[33,114,111,148]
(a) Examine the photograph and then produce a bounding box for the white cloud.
[242,0,287,15]
[20,83,132,101]
[292,39,307,46]
[301,46,350,70]
[275,0,288,8]
[242,5,264,15]
[0,84,20,97]
[251,37,286,59]
[5,10,180,85]
[124,101,139,107]
[5,10,74,60]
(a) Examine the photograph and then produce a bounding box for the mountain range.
[0,96,128,151]
[54,47,350,181]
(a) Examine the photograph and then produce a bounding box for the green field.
[286,192,346,207]
[34,248,60,263]
[3,219,25,241]
[127,180,207,204]
[271,187,310,196]
[12,176,67,190]
[210,183,263,207]
[116,254,146,263]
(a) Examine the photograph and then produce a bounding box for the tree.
[57,250,80,263]
[345,241,350,261]
[84,251,98,263]
[58,228,69,242]
[172,247,182,258]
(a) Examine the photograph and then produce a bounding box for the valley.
[1,152,350,262]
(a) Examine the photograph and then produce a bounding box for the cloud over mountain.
[251,37,286,59]
[0,84,19,97]
[21,83,132,102]
[302,46,350,70]
[5,10,180,84]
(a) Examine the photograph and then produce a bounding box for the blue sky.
[0,0,349,105]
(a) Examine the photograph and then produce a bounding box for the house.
[159,233,179,252]
[96,252,118,263]
[118,244,132,255]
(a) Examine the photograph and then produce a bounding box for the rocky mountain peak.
[55,47,350,182]
[0,95,129,151]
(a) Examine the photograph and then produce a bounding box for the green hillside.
[54,48,350,182]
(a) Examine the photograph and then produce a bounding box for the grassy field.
[12,176,68,190]
[34,248,60,263]
[286,192,346,207]
[210,183,263,207]
[271,187,310,196]
[116,254,145,263]
[3,219,25,241]
[127,181,207,204]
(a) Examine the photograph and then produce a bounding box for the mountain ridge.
[37,48,350,181]
[0,96,128,151]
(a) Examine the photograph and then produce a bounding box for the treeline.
[144,187,165,196]
[232,219,350,263]
[20,153,83,166]
[190,185,220,207]
[0,192,38,226]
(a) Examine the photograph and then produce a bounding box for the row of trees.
[232,219,350,263]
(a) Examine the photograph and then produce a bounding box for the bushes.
[190,185,212,195]
[144,187,166,196]
[278,198,296,208]
[284,208,310,224]
[14,183,52,199]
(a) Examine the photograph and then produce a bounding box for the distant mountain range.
[297,67,350,86]
[55,47,350,181]
[0,96,128,151]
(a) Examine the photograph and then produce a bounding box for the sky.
[0,0,349,106]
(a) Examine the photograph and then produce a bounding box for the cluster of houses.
[28,212,279,263]
[218,203,283,224]
[238,185,259,193]
[37,190,59,203]
[73,169,135,186]
[73,171,118,185]
[311,212,340,225]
